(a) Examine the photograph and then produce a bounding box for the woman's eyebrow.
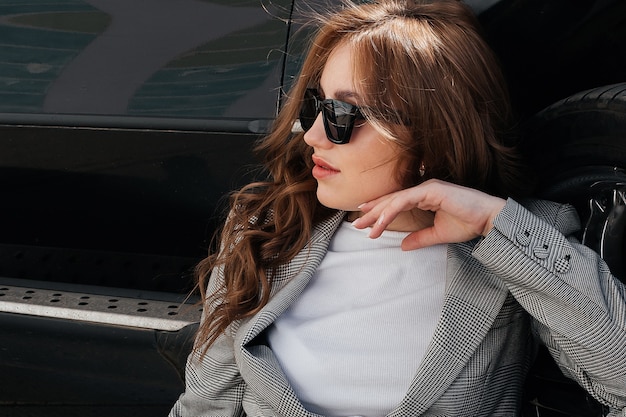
[317,85,363,102]
[334,89,362,102]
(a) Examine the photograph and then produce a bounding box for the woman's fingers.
[352,180,506,247]
[353,192,416,238]
[401,228,440,251]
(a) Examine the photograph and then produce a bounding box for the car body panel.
[0,0,624,415]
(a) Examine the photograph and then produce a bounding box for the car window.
[0,0,292,123]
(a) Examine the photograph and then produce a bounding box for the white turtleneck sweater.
[267,221,446,417]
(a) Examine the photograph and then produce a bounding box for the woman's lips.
[311,155,340,179]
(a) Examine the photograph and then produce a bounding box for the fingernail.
[357,203,366,209]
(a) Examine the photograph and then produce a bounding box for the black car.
[0,0,624,416]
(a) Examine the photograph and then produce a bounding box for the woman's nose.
[303,113,331,148]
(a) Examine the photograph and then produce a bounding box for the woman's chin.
[315,190,352,212]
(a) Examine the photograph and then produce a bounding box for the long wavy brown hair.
[194,0,530,352]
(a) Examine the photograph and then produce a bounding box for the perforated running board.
[0,282,202,331]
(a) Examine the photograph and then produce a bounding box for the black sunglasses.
[299,88,366,144]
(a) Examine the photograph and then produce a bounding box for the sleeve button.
[533,244,550,259]
[554,256,571,274]
[516,231,531,246]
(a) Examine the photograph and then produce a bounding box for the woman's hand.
[352,179,507,251]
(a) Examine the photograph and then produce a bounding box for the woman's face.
[303,43,404,212]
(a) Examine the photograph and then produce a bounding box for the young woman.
[170,1,626,416]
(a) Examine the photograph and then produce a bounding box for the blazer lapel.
[234,211,345,416]
[389,240,509,416]
[237,210,345,346]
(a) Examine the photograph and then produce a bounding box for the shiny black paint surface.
[0,0,624,415]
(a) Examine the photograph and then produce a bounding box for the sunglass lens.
[323,100,357,144]
[299,89,364,144]
[299,90,319,131]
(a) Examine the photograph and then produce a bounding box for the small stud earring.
[419,162,426,177]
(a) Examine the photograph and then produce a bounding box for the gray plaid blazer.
[170,199,626,417]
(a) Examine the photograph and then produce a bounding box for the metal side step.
[0,279,202,331]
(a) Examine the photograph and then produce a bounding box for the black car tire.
[523,82,626,283]
[521,83,626,417]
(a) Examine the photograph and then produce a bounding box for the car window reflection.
[0,0,290,119]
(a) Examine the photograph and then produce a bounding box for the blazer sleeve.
[169,264,246,417]
[472,198,626,414]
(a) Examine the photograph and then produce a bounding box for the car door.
[0,1,293,415]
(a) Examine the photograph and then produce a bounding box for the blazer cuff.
[472,198,577,284]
